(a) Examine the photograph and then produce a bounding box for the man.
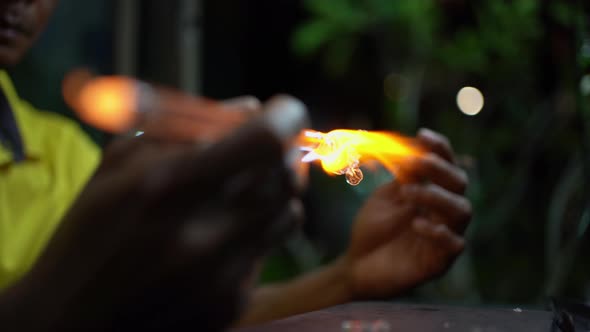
[0,0,471,331]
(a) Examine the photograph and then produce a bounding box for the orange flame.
[78,77,139,133]
[299,129,422,185]
[63,70,138,133]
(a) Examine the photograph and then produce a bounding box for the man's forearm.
[237,257,353,326]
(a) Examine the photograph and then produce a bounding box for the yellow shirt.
[0,71,100,289]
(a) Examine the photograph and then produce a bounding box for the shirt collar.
[0,71,41,165]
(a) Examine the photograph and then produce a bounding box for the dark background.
[9,0,590,308]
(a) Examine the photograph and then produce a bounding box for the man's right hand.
[2,96,309,332]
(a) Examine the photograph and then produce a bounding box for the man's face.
[0,0,58,67]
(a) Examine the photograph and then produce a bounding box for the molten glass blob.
[299,129,422,186]
[345,166,364,186]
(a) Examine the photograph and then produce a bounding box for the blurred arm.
[237,257,352,326]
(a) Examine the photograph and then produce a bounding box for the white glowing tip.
[135,131,145,137]
[457,86,484,116]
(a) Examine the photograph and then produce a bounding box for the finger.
[222,96,262,114]
[405,153,468,194]
[144,97,308,195]
[400,184,472,232]
[380,204,416,236]
[352,203,416,256]
[137,91,250,142]
[412,218,465,254]
[140,95,299,144]
[428,211,468,235]
[262,95,310,144]
[417,128,455,163]
[141,106,246,142]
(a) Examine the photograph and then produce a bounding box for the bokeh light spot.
[457,86,484,116]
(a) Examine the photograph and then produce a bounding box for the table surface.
[236,302,554,332]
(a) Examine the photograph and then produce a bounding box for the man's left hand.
[343,128,471,299]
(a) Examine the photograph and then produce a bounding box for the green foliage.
[292,0,370,74]
[293,0,439,73]
[550,1,584,28]
[295,0,541,76]
[305,0,368,26]
[441,0,541,76]
[438,29,488,74]
[293,20,338,56]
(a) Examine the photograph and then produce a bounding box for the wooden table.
[236,302,554,332]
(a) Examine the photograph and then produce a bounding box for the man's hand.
[238,128,471,327]
[345,128,471,299]
[1,96,309,332]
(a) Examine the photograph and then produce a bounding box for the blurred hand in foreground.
[0,96,308,332]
